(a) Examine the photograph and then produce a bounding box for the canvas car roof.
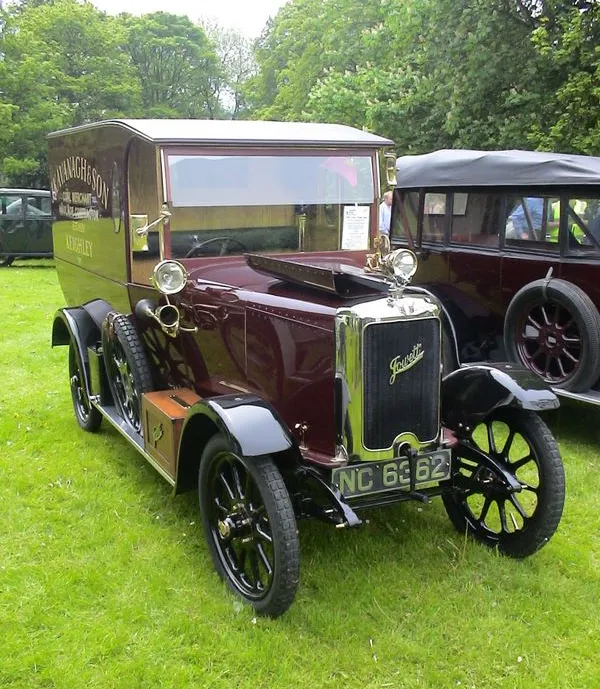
[395,149,600,188]
[48,119,393,148]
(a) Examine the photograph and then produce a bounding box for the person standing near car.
[379,191,392,235]
[508,197,544,240]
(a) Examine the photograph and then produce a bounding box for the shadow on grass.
[5,260,56,270]
[546,399,600,446]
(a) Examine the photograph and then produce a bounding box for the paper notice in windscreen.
[341,205,370,250]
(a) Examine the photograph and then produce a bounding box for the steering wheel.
[185,236,248,258]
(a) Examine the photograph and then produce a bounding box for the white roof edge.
[48,118,394,147]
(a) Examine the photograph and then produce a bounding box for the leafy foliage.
[529,0,600,153]
[0,0,139,186]
[123,12,222,119]
[202,20,257,119]
[0,0,226,186]
[1,0,599,186]
[250,0,600,156]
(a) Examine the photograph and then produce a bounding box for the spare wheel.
[504,278,600,392]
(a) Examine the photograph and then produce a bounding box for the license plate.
[332,450,452,499]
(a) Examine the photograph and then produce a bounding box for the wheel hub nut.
[217,519,232,538]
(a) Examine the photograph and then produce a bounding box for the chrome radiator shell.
[335,294,442,462]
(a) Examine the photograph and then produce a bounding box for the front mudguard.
[175,393,298,493]
[441,363,559,432]
[51,300,114,397]
[200,394,296,457]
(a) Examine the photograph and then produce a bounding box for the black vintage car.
[48,121,565,617]
[0,188,53,266]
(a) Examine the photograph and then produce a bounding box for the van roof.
[395,149,600,188]
[48,119,393,148]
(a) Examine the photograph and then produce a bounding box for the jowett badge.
[152,423,164,443]
[389,343,424,384]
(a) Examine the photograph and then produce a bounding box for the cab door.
[446,192,504,360]
[24,194,53,254]
[500,194,562,312]
[392,189,450,286]
[0,192,26,254]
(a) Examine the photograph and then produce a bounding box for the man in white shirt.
[379,191,392,235]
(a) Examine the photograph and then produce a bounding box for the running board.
[92,402,176,486]
[553,388,600,407]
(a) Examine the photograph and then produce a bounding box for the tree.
[249,0,600,156]
[529,0,600,153]
[247,0,385,121]
[304,0,547,153]
[0,0,140,186]
[123,12,223,119]
[201,19,256,119]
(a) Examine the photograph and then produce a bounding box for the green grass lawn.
[1,260,599,688]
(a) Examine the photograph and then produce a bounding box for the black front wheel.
[198,434,300,617]
[443,408,565,558]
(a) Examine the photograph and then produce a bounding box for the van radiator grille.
[363,318,440,449]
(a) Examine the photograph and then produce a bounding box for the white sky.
[91,0,288,38]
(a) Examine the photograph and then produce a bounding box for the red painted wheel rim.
[514,299,582,384]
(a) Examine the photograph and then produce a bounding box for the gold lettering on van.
[51,156,109,209]
[66,234,94,257]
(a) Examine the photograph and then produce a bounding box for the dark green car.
[0,188,52,266]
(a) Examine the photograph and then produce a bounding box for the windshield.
[163,152,375,258]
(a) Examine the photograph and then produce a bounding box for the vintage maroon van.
[48,121,565,616]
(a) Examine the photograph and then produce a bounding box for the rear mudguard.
[51,300,113,395]
[441,363,559,431]
[176,394,298,493]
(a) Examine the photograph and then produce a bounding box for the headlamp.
[383,249,418,283]
[152,260,188,295]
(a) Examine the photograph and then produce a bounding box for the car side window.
[450,192,500,248]
[422,193,447,243]
[505,195,560,250]
[391,190,418,244]
[1,194,23,217]
[25,196,50,216]
[566,196,600,254]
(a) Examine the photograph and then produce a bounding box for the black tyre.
[0,255,15,267]
[504,278,600,391]
[69,343,102,432]
[443,408,565,558]
[198,434,300,617]
[102,313,154,434]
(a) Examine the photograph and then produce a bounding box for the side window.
[391,190,418,244]
[422,192,447,243]
[451,192,501,248]
[25,196,49,217]
[567,196,600,254]
[505,195,559,249]
[1,194,23,216]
